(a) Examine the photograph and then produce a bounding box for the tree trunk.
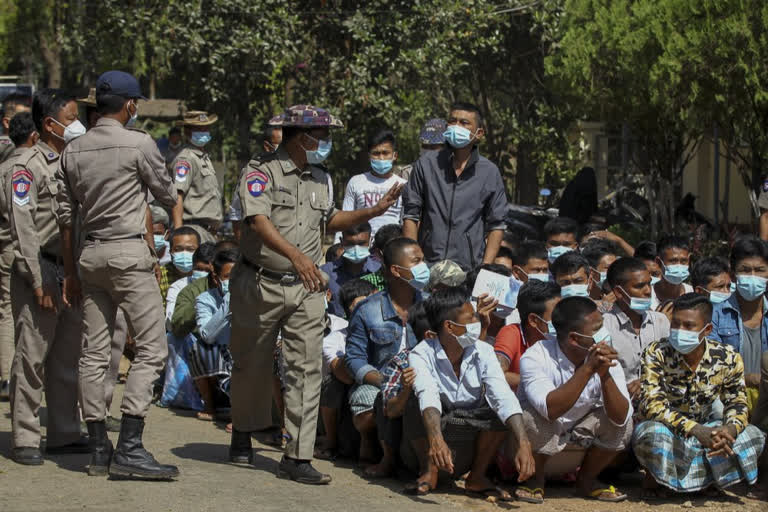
[39,35,61,88]
[515,142,538,206]
[645,173,658,240]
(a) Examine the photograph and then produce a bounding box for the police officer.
[7,89,88,465]
[56,71,178,479]
[0,94,32,164]
[170,110,221,243]
[228,105,403,484]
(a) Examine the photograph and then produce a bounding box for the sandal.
[587,485,628,502]
[466,486,514,502]
[404,480,434,496]
[196,411,214,421]
[515,486,545,504]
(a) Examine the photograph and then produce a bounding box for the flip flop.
[466,486,514,502]
[404,481,433,496]
[588,485,628,502]
[515,486,545,504]
[313,446,337,461]
[196,411,214,421]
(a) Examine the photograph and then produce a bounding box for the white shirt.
[166,276,194,332]
[336,171,406,241]
[651,282,693,309]
[519,336,632,435]
[322,314,349,377]
[409,337,522,424]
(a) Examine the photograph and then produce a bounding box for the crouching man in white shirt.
[518,296,633,504]
[404,287,535,501]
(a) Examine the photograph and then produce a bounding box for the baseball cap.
[426,260,467,292]
[269,105,343,129]
[95,71,147,100]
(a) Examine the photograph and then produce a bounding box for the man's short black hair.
[552,296,597,342]
[8,112,36,146]
[691,257,730,289]
[341,221,372,238]
[465,263,512,291]
[424,286,470,333]
[408,301,432,341]
[518,280,561,329]
[544,216,579,239]
[730,235,768,269]
[213,248,240,274]
[325,243,342,263]
[382,237,419,269]
[339,278,378,318]
[512,240,548,267]
[2,93,31,117]
[32,89,74,132]
[170,226,201,246]
[96,92,129,115]
[450,102,484,128]
[372,223,402,252]
[193,242,216,265]
[368,129,396,151]
[581,238,623,268]
[502,230,519,249]
[550,252,589,278]
[607,257,649,288]
[673,292,713,321]
[657,235,690,259]
[214,240,239,253]
[495,246,514,262]
[634,241,657,261]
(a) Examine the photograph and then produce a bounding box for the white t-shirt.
[322,314,350,377]
[337,171,406,241]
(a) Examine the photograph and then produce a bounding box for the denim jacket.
[344,290,420,383]
[710,293,768,374]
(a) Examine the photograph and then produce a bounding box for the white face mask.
[52,119,87,143]
[126,101,139,126]
[450,321,482,349]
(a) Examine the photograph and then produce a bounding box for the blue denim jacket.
[710,293,768,374]
[344,290,420,383]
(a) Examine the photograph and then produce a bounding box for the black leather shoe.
[12,447,43,465]
[277,456,331,485]
[229,429,252,464]
[46,436,91,454]
[86,421,113,476]
[109,415,179,480]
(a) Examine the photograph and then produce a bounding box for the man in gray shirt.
[402,103,507,271]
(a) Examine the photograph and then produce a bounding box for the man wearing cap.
[229,104,403,484]
[395,118,446,182]
[56,70,179,480]
[170,111,221,244]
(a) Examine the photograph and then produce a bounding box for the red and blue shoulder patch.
[246,170,269,198]
[12,169,33,206]
[175,160,191,182]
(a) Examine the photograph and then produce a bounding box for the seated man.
[320,222,380,318]
[345,237,426,464]
[316,279,377,460]
[519,296,632,503]
[166,226,202,286]
[150,205,172,267]
[550,251,594,299]
[495,280,561,391]
[544,216,579,264]
[634,240,662,285]
[405,287,534,500]
[603,257,669,401]
[653,235,693,312]
[691,256,732,304]
[360,223,402,291]
[424,259,466,294]
[581,238,622,302]
[510,240,550,284]
[634,293,766,497]
[166,242,215,332]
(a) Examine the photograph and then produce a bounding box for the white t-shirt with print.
[336,171,406,241]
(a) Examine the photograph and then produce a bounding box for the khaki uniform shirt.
[239,148,337,273]
[172,146,222,223]
[0,135,14,165]
[0,146,27,252]
[56,117,176,240]
[7,141,61,289]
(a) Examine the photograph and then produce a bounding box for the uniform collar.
[35,140,59,162]
[95,117,124,128]
[184,144,206,157]
[276,147,325,179]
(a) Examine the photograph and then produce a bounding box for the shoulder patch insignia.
[175,160,191,182]
[246,170,269,198]
[12,169,33,206]
[0,138,11,145]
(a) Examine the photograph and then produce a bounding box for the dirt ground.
[1,385,766,512]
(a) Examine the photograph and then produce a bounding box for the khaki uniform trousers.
[104,308,128,412]
[230,263,325,460]
[9,259,82,449]
[78,239,167,421]
[0,246,15,381]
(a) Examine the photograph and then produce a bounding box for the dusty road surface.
[1,386,766,512]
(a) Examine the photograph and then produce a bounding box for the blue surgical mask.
[533,314,557,337]
[153,234,166,253]
[219,279,230,295]
[730,282,736,293]
[651,275,661,286]
[668,326,707,354]
[370,159,393,175]
[592,269,607,287]
[572,325,612,351]
[547,245,573,264]
[452,321,482,349]
[618,286,652,312]
[662,263,690,285]
[172,251,194,273]
[398,262,430,291]
[561,283,589,298]
[518,267,549,283]
[192,270,209,280]
[443,125,475,148]
[736,274,768,301]
[190,131,212,147]
[304,135,332,164]
[342,245,370,264]
[708,290,731,304]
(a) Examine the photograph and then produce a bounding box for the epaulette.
[126,126,150,136]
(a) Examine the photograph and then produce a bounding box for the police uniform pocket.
[107,255,141,271]
[272,191,296,227]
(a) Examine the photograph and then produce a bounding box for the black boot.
[109,415,179,480]
[229,429,252,464]
[277,456,332,485]
[86,421,113,476]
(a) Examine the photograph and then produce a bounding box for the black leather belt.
[240,257,301,285]
[85,234,143,242]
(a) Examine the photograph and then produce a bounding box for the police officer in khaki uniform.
[56,71,179,479]
[7,90,88,465]
[170,110,222,244]
[0,94,32,164]
[229,105,403,484]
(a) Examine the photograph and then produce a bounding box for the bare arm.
[402,218,418,240]
[482,229,504,264]
[329,358,354,385]
[362,370,383,388]
[601,371,630,424]
[497,355,521,391]
[505,413,535,481]
[172,193,184,229]
[760,211,768,241]
[423,406,453,473]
